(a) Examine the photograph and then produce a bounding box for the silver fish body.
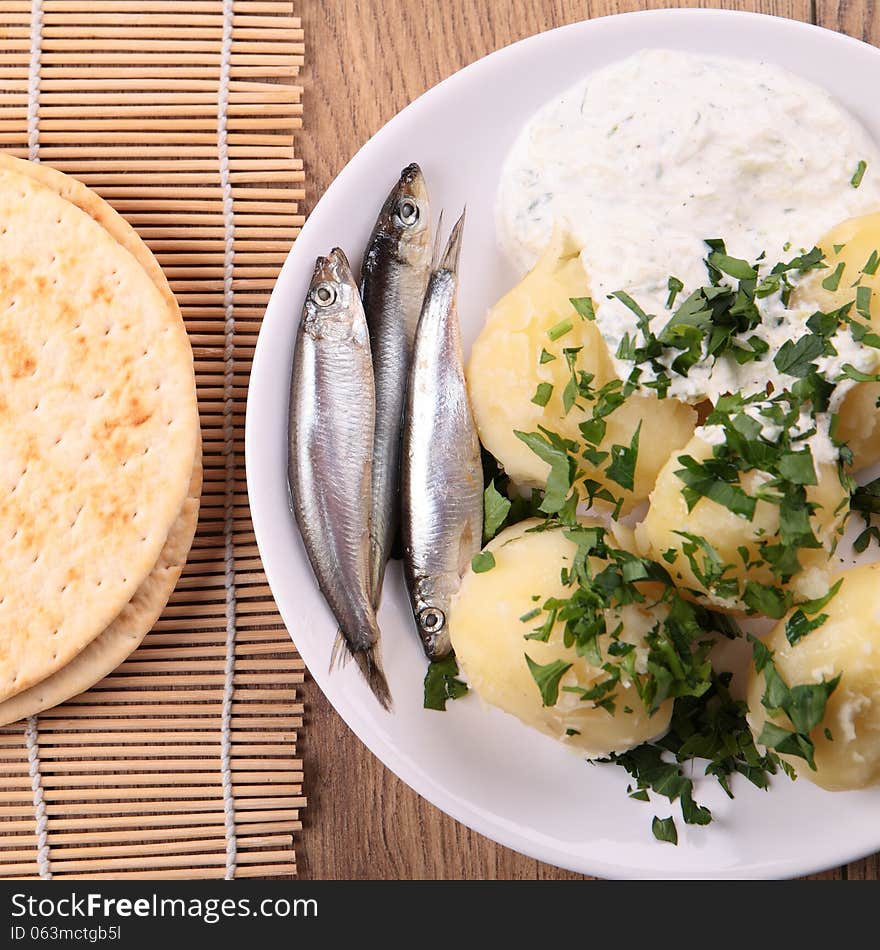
[288,248,391,708]
[401,214,483,660]
[360,163,432,607]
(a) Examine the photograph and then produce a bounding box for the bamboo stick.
[0,779,302,799]
[34,1,295,11]
[3,79,303,94]
[15,822,300,846]
[81,672,301,688]
[0,752,300,769]
[55,862,296,880]
[22,104,303,120]
[1,848,297,875]
[36,39,303,54]
[114,657,303,673]
[36,27,302,41]
[0,810,301,833]
[31,771,303,789]
[40,694,302,709]
[1,834,294,864]
[0,787,303,805]
[32,746,297,760]
[130,628,288,645]
[28,757,302,774]
[36,716,303,731]
[41,796,306,816]
[33,90,301,105]
[0,15,300,29]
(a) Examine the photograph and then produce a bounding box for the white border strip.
[217,0,238,881]
[26,0,42,162]
[25,718,51,879]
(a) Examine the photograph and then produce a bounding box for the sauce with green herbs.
[497,49,880,403]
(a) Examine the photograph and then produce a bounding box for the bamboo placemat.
[0,0,304,879]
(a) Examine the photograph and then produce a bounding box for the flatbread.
[0,156,201,723]
[0,163,200,701]
[0,155,178,315]
[0,453,201,726]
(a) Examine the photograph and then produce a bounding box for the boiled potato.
[798,212,880,469]
[746,561,880,790]
[448,519,673,758]
[467,230,696,511]
[636,432,848,612]
[834,379,880,468]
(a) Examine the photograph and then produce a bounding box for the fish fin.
[368,537,385,611]
[329,629,350,671]
[352,646,393,710]
[370,573,384,613]
[329,628,392,710]
[431,208,445,270]
[439,209,465,273]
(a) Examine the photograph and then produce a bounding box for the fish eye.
[312,282,337,307]
[396,197,420,227]
[418,606,445,633]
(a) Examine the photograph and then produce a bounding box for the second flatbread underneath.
[0,451,201,726]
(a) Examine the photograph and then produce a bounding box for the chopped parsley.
[547,318,573,342]
[851,476,880,552]
[525,655,572,706]
[522,525,737,723]
[423,655,469,711]
[822,261,845,292]
[666,276,684,309]
[531,381,553,407]
[570,296,596,321]
[608,239,832,391]
[773,333,825,377]
[514,428,577,514]
[471,552,496,574]
[605,422,641,492]
[857,285,873,319]
[750,636,840,770]
[851,159,868,188]
[473,232,870,840]
[607,670,781,842]
[483,480,512,543]
[652,816,678,844]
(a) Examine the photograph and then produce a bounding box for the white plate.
[246,8,880,879]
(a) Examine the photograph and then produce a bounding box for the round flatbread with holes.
[0,161,199,703]
[0,155,201,724]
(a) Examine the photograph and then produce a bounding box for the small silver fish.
[401,212,483,660]
[360,163,432,607]
[288,248,391,708]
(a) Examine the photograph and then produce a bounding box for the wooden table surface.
[293,0,880,880]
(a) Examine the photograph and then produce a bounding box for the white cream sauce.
[497,49,880,405]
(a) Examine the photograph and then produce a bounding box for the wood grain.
[296,0,876,880]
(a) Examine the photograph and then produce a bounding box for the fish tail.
[329,628,392,710]
[368,537,385,611]
[330,629,350,670]
[431,209,445,269]
[369,575,384,613]
[439,209,465,273]
[353,645,392,710]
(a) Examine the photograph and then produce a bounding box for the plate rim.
[246,7,880,879]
